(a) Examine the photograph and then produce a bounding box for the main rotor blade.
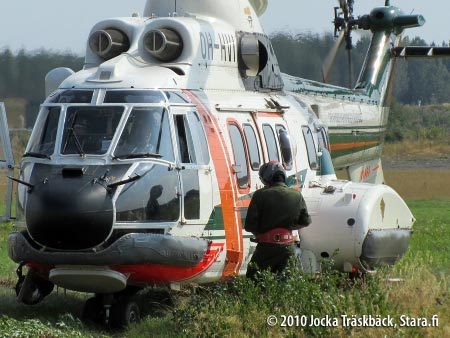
[322,30,345,83]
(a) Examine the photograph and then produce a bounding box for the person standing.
[245,161,311,279]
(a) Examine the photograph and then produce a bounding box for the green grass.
[400,200,450,272]
[0,200,448,337]
[0,222,16,284]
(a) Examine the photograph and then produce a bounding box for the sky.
[0,0,448,54]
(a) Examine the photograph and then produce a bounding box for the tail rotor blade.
[322,30,345,83]
[338,0,349,18]
[347,48,353,88]
[338,0,347,11]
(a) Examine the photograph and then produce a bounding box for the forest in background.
[0,32,449,142]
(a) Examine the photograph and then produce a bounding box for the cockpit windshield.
[104,90,165,104]
[61,106,124,155]
[48,90,93,104]
[27,107,61,156]
[114,107,174,162]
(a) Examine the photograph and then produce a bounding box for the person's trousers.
[246,243,294,280]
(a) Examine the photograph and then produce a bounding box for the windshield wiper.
[62,111,85,157]
[23,152,51,160]
[113,152,162,160]
[68,127,86,157]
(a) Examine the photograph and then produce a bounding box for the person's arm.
[244,192,260,234]
[297,194,311,228]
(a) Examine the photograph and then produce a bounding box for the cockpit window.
[27,107,61,156]
[165,91,190,104]
[61,106,123,155]
[48,90,93,104]
[115,107,174,162]
[104,90,165,104]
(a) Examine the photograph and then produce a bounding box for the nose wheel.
[82,296,104,324]
[110,297,141,328]
[82,290,141,328]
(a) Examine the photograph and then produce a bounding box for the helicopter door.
[0,103,14,222]
[172,108,213,226]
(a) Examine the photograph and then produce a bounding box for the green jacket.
[244,182,311,234]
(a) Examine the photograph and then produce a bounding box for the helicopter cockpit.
[18,89,210,251]
[28,89,182,161]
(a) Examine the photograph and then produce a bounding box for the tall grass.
[0,201,448,337]
[172,263,392,338]
[383,140,450,159]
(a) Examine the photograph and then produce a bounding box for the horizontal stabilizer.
[392,46,450,58]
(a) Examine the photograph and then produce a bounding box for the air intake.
[89,28,130,60]
[144,28,183,62]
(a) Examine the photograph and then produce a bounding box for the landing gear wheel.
[110,297,140,329]
[82,297,104,324]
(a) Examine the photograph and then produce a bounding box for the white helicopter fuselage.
[9,0,415,293]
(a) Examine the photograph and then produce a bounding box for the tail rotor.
[322,0,356,87]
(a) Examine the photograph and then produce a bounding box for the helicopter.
[5,0,449,327]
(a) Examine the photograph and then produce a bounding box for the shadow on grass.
[0,285,177,337]
[0,286,86,321]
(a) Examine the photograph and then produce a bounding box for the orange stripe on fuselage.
[184,91,244,277]
[330,141,379,151]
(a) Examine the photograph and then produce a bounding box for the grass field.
[0,200,449,337]
[383,140,450,159]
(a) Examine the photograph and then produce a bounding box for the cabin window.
[115,107,174,162]
[165,91,190,104]
[48,90,93,104]
[276,125,293,170]
[318,128,330,151]
[174,115,196,164]
[28,107,61,156]
[61,106,123,155]
[187,112,210,165]
[243,124,261,170]
[302,126,319,170]
[228,124,249,188]
[104,90,165,104]
[263,124,280,162]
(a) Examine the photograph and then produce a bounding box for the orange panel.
[184,91,244,277]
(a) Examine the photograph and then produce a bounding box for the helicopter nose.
[25,174,114,251]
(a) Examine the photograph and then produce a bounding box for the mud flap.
[0,103,14,222]
[347,158,385,184]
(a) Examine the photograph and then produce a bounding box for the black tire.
[110,298,140,329]
[82,297,104,324]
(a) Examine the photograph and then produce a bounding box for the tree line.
[0,32,449,133]
[270,33,450,105]
[0,49,84,127]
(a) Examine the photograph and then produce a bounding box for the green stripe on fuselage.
[204,206,225,231]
